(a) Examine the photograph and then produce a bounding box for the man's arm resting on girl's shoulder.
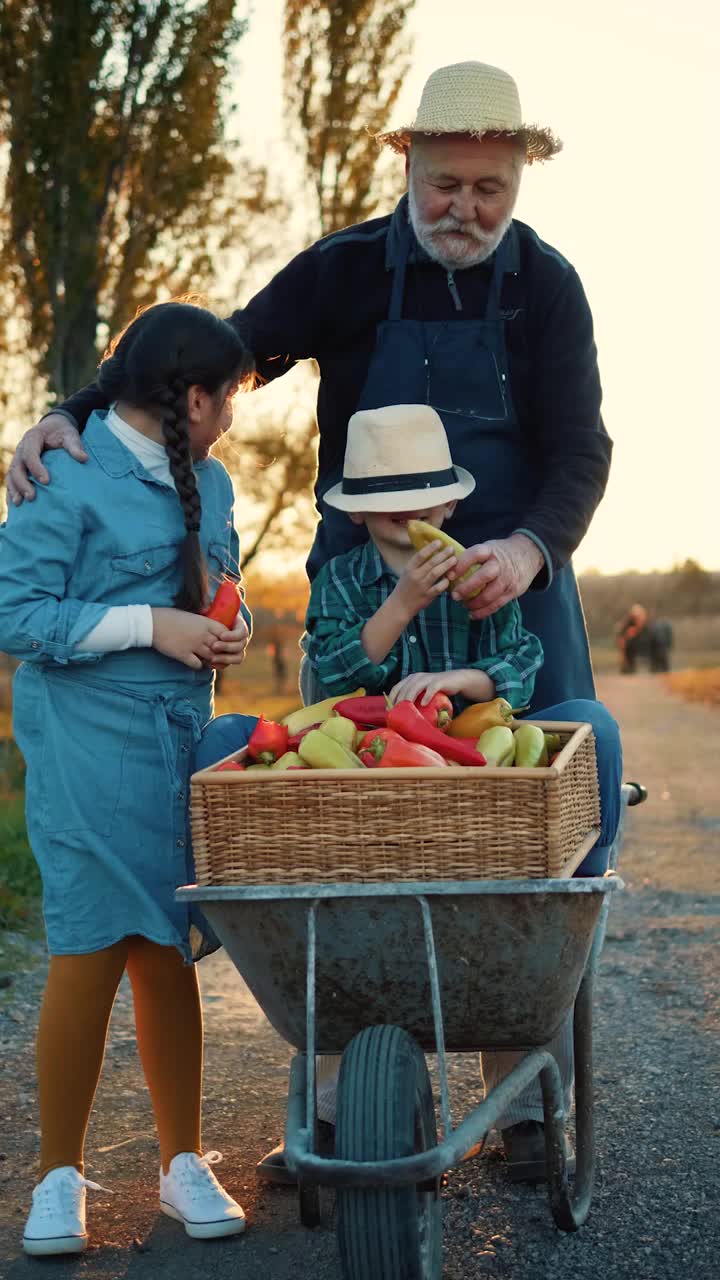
[7,412,92,504]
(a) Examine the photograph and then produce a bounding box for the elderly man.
[7,61,612,1180]
[9,61,609,709]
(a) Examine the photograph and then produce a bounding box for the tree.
[216,395,319,571]
[284,0,416,235]
[229,0,416,573]
[0,0,275,403]
[670,558,712,615]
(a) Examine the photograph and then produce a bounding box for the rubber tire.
[335,1025,442,1280]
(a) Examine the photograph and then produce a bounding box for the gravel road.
[1,673,718,1280]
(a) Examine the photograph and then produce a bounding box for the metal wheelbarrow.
[177,781,646,1279]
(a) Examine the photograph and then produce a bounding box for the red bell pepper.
[387,702,486,766]
[358,727,448,768]
[413,692,453,731]
[247,715,289,766]
[202,578,242,628]
[333,694,389,727]
[214,760,244,772]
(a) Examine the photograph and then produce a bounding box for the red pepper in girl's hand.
[358,728,448,768]
[413,692,453,731]
[387,702,486,766]
[202,579,242,629]
[247,715,289,766]
[333,695,389,727]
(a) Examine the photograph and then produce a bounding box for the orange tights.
[36,936,202,1180]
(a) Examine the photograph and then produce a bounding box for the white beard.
[408,182,515,271]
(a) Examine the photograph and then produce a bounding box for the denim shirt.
[0,411,248,669]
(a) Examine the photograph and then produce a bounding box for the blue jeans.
[193,713,259,771]
[532,698,622,876]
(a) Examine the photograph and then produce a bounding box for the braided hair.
[97,301,253,613]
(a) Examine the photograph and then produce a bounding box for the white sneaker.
[159,1151,246,1239]
[23,1166,107,1256]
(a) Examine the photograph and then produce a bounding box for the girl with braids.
[0,301,254,1254]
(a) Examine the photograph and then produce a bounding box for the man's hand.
[450,533,544,620]
[208,614,250,668]
[7,414,88,505]
[151,609,230,671]
[392,541,457,617]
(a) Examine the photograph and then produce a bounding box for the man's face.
[407,135,522,270]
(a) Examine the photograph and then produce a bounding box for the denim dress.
[0,412,247,962]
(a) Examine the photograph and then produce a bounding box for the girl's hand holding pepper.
[208,614,250,668]
[151,608,231,671]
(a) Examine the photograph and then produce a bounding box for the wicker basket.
[190,720,601,886]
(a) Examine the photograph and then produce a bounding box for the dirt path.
[1,673,718,1280]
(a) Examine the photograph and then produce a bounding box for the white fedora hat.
[376,61,561,163]
[324,404,476,513]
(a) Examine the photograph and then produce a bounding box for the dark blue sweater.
[58,197,611,578]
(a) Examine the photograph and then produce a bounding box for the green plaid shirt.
[304,541,543,707]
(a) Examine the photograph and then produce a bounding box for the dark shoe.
[256,1143,296,1186]
[256,1123,335,1187]
[501,1120,576,1183]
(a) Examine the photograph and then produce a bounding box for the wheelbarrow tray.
[177,877,620,1053]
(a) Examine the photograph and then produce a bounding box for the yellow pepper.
[448,697,523,740]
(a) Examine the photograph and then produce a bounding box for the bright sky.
[233,0,717,574]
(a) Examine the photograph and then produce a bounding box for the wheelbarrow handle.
[624,781,648,806]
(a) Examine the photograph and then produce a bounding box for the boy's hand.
[208,614,250,668]
[392,542,457,617]
[151,608,230,670]
[389,668,495,706]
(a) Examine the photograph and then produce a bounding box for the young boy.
[304,403,543,711]
[295,402,622,1185]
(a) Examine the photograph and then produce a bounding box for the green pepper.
[270,751,309,771]
[513,723,548,768]
[298,729,363,769]
[319,714,358,752]
[476,726,515,766]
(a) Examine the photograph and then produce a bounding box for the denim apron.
[309,219,595,707]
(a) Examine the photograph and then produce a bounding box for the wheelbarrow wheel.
[335,1025,442,1280]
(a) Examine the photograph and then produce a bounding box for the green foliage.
[0,740,40,930]
[284,0,415,235]
[0,1,274,402]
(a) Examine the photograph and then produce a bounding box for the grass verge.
[0,740,41,934]
[665,667,720,707]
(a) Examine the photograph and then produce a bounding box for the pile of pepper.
[212,691,564,773]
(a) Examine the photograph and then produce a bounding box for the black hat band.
[341,466,458,496]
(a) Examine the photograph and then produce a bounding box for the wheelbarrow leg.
[283,897,323,1227]
[541,971,595,1231]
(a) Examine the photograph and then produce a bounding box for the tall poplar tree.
[0,1,273,401]
[284,0,416,235]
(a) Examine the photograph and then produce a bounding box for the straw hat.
[376,61,562,163]
[324,405,476,513]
